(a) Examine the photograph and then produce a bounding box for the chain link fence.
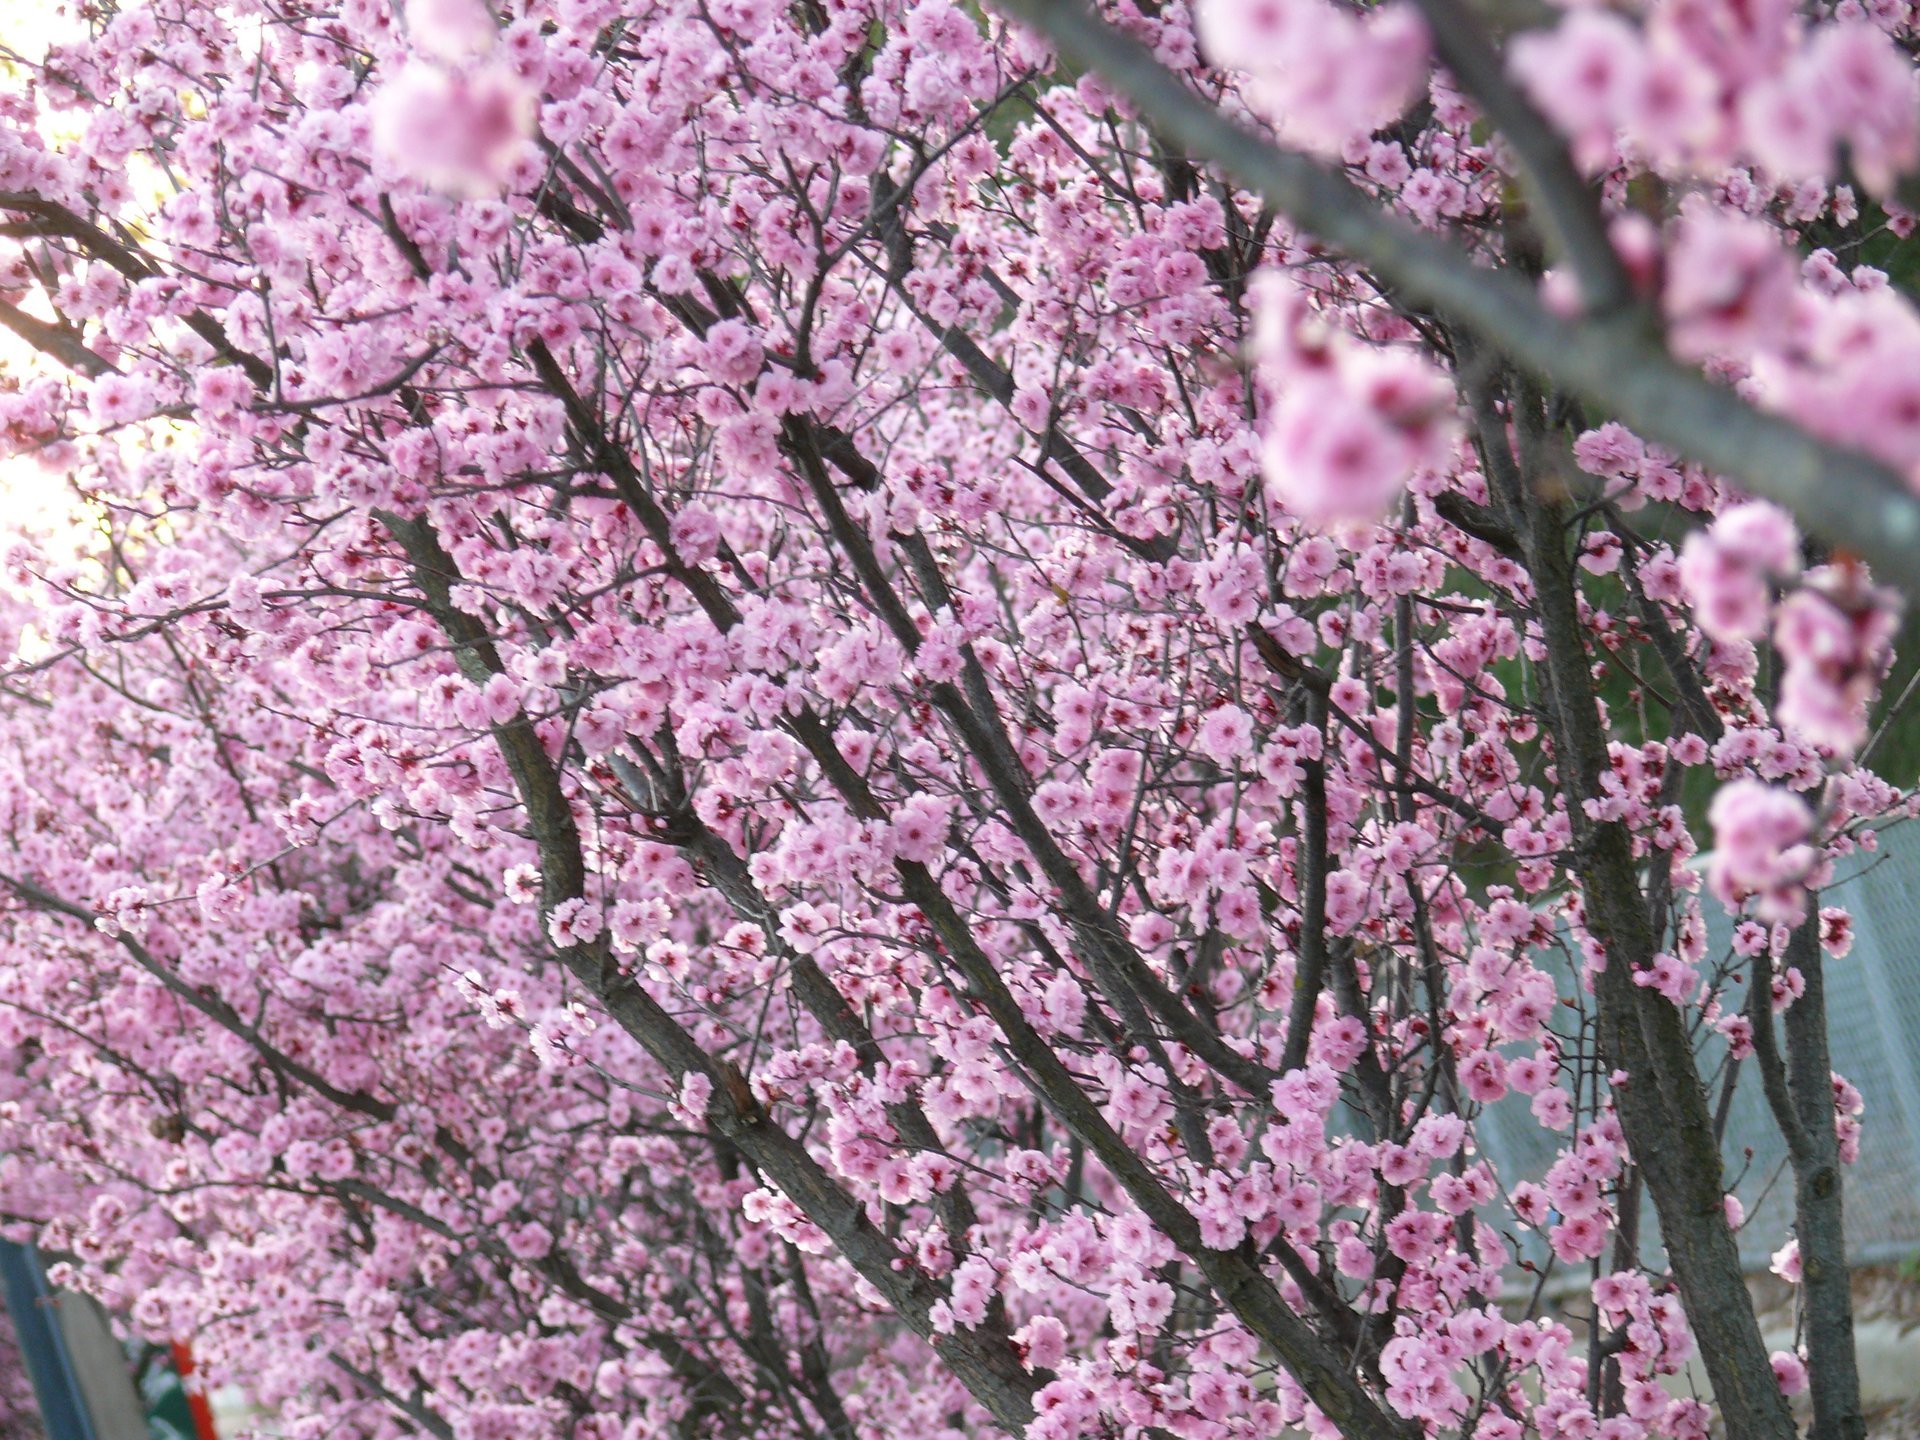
[1476,823,1920,1277]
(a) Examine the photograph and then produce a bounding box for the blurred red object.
[168,1343,219,1440]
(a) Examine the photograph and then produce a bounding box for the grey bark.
[1519,468,1797,1440]
[1779,920,1867,1440]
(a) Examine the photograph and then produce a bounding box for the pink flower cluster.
[1708,779,1818,923]
[1774,569,1900,755]
[0,0,1905,1437]
[1679,503,1899,754]
[1678,501,1799,641]
[1512,6,1918,192]
[1251,271,1459,525]
[1197,0,1430,157]
[371,0,533,193]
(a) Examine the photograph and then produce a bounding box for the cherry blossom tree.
[0,1,1914,1439]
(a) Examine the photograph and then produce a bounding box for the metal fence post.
[0,1241,96,1440]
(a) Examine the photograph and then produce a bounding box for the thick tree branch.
[0,296,116,377]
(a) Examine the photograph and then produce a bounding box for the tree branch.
[0,296,115,377]
[1402,0,1633,311]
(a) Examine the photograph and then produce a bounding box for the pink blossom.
[1510,11,1647,163]
[778,901,830,954]
[1550,1212,1609,1263]
[1260,349,1456,525]
[1195,547,1265,626]
[371,62,533,194]
[547,897,602,948]
[947,1256,996,1328]
[87,375,153,428]
[1810,21,1920,195]
[1459,1050,1507,1103]
[1663,208,1797,362]
[702,320,765,388]
[1773,571,1899,754]
[1196,706,1255,762]
[503,1221,551,1260]
[1707,780,1816,922]
[1714,502,1802,577]
[1265,386,1409,524]
[1677,502,1799,642]
[0,5,1905,1435]
[1531,1088,1574,1131]
[1194,0,1298,58]
[1769,1350,1808,1396]
[670,506,723,564]
[502,864,541,905]
[406,0,498,63]
[194,369,251,418]
[1820,906,1855,958]
[892,793,952,864]
[1015,1315,1068,1371]
[1200,0,1429,156]
[1634,951,1700,1007]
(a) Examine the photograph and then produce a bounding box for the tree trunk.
[1519,446,1798,1440]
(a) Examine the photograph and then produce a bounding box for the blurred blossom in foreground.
[371,62,532,195]
[1708,780,1817,924]
[406,0,498,63]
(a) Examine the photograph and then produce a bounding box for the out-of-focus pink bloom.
[1714,502,1802,576]
[1254,273,1457,524]
[1707,779,1816,922]
[1663,208,1797,361]
[1738,71,1838,183]
[1678,501,1799,641]
[1773,569,1899,754]
[1655,0,1795,89]
[1511,1,1917,194]
[1264,382,1412,524]
[1197,0,1428,157]
[1510,11,1646,163]
[371,62,533,195]
[1194,0,1297,57]
[1809,21,1920,197]
[406,0,498,63]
